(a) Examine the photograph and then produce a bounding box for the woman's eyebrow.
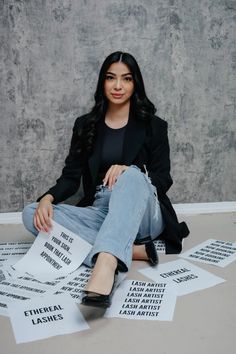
[106,71,132,77]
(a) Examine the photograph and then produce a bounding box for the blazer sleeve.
[37,117,85,204]
[147,118,173,198]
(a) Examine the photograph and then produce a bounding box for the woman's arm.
[34,117,87,232]
[37,116,86,204]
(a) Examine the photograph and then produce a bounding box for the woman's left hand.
[103,164,129,189]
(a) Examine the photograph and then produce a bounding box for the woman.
[22,51,189,308]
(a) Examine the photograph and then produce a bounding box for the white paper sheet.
[139,259,225,296]
[52,265,126,302]
[153,238,184,254]
[1,264,30,280]
[52,266,92,300]
[105,280,176,321]
[0,274,62,316]
[13,220,92,281]
[0,242,33,266]
[153,239,166,253]
[0,269,6,282]
[0,264,125,316]
[8,294,89,343]
[179,239,236,267]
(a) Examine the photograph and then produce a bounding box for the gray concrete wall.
[0,0,235,212]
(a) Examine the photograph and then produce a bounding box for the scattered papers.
[0,229,233,343]
[105,280,176,321]
[139,259,225,296]
[52,266,93,301]
[53,266,126,302]
[8,294,89,343]
[0,269,6,282]
[153,239,166,253]
[153,238,184,254]
[13,220,92,281]
[0,263,125,317]
[0,242,33,266]
[179,239,236,267]
[0,275,61,316]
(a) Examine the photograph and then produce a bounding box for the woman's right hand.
[34,194,54,233]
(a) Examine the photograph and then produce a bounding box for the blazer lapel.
[122,112,146,165]
[88,119,105,186]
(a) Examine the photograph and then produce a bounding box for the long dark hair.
[76,51,156,155]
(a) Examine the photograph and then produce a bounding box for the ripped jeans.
[22,165,164,272]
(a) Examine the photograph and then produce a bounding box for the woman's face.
[104,62,134,106]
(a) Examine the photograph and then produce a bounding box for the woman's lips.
[111,93,123,99]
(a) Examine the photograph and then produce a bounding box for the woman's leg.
[86,165,164,272]
[84,165,164,296]
[132,172,164,260]
[22,202,108,267]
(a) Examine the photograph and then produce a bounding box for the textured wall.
[0,0,235,212]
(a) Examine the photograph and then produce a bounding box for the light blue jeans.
[22,166,164,271]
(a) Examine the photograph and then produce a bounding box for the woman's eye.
[124,77,133,82]
[106,75,114,80]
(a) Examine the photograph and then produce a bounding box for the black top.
[96,120,127,185]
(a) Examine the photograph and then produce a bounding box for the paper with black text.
[153,239,166,253]
[0,274,62,316]
[52,265,126,302]
[0,242,33,266]
[105,280,176,321]
[13,220,92,281]
[139,259,225,296]
[0,268,6,282]
[179,239,236,267]
[8,294,89,343]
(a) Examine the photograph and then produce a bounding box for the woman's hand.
[103,165,129,189]
[34,194,54,233]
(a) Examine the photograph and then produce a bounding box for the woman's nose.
[114,79,122,90]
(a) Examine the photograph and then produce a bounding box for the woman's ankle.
[85,253,118,294]
[132,244,148,260]
[96,252,118,269]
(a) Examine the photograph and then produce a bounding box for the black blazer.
[38,112,189,253]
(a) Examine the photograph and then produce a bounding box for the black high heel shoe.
[81,269,118,309]
[134,236,159,266]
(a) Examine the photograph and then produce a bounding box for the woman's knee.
[123,165,143,180]
[117,165,145,187]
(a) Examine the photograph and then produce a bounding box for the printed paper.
[153,239,166,253]
[0,269,6,282]
[105,280,176,321]
[0,274,62,316]
[179,239,236,267]
[53,265,126,302]
[139,259,225,296]
[52,266,92,300]
[0,263,125,316]
[8,294,89,343]
[13,220,92,281]
[0,242,33,266]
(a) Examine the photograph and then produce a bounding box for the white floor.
[0,212,235,354]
